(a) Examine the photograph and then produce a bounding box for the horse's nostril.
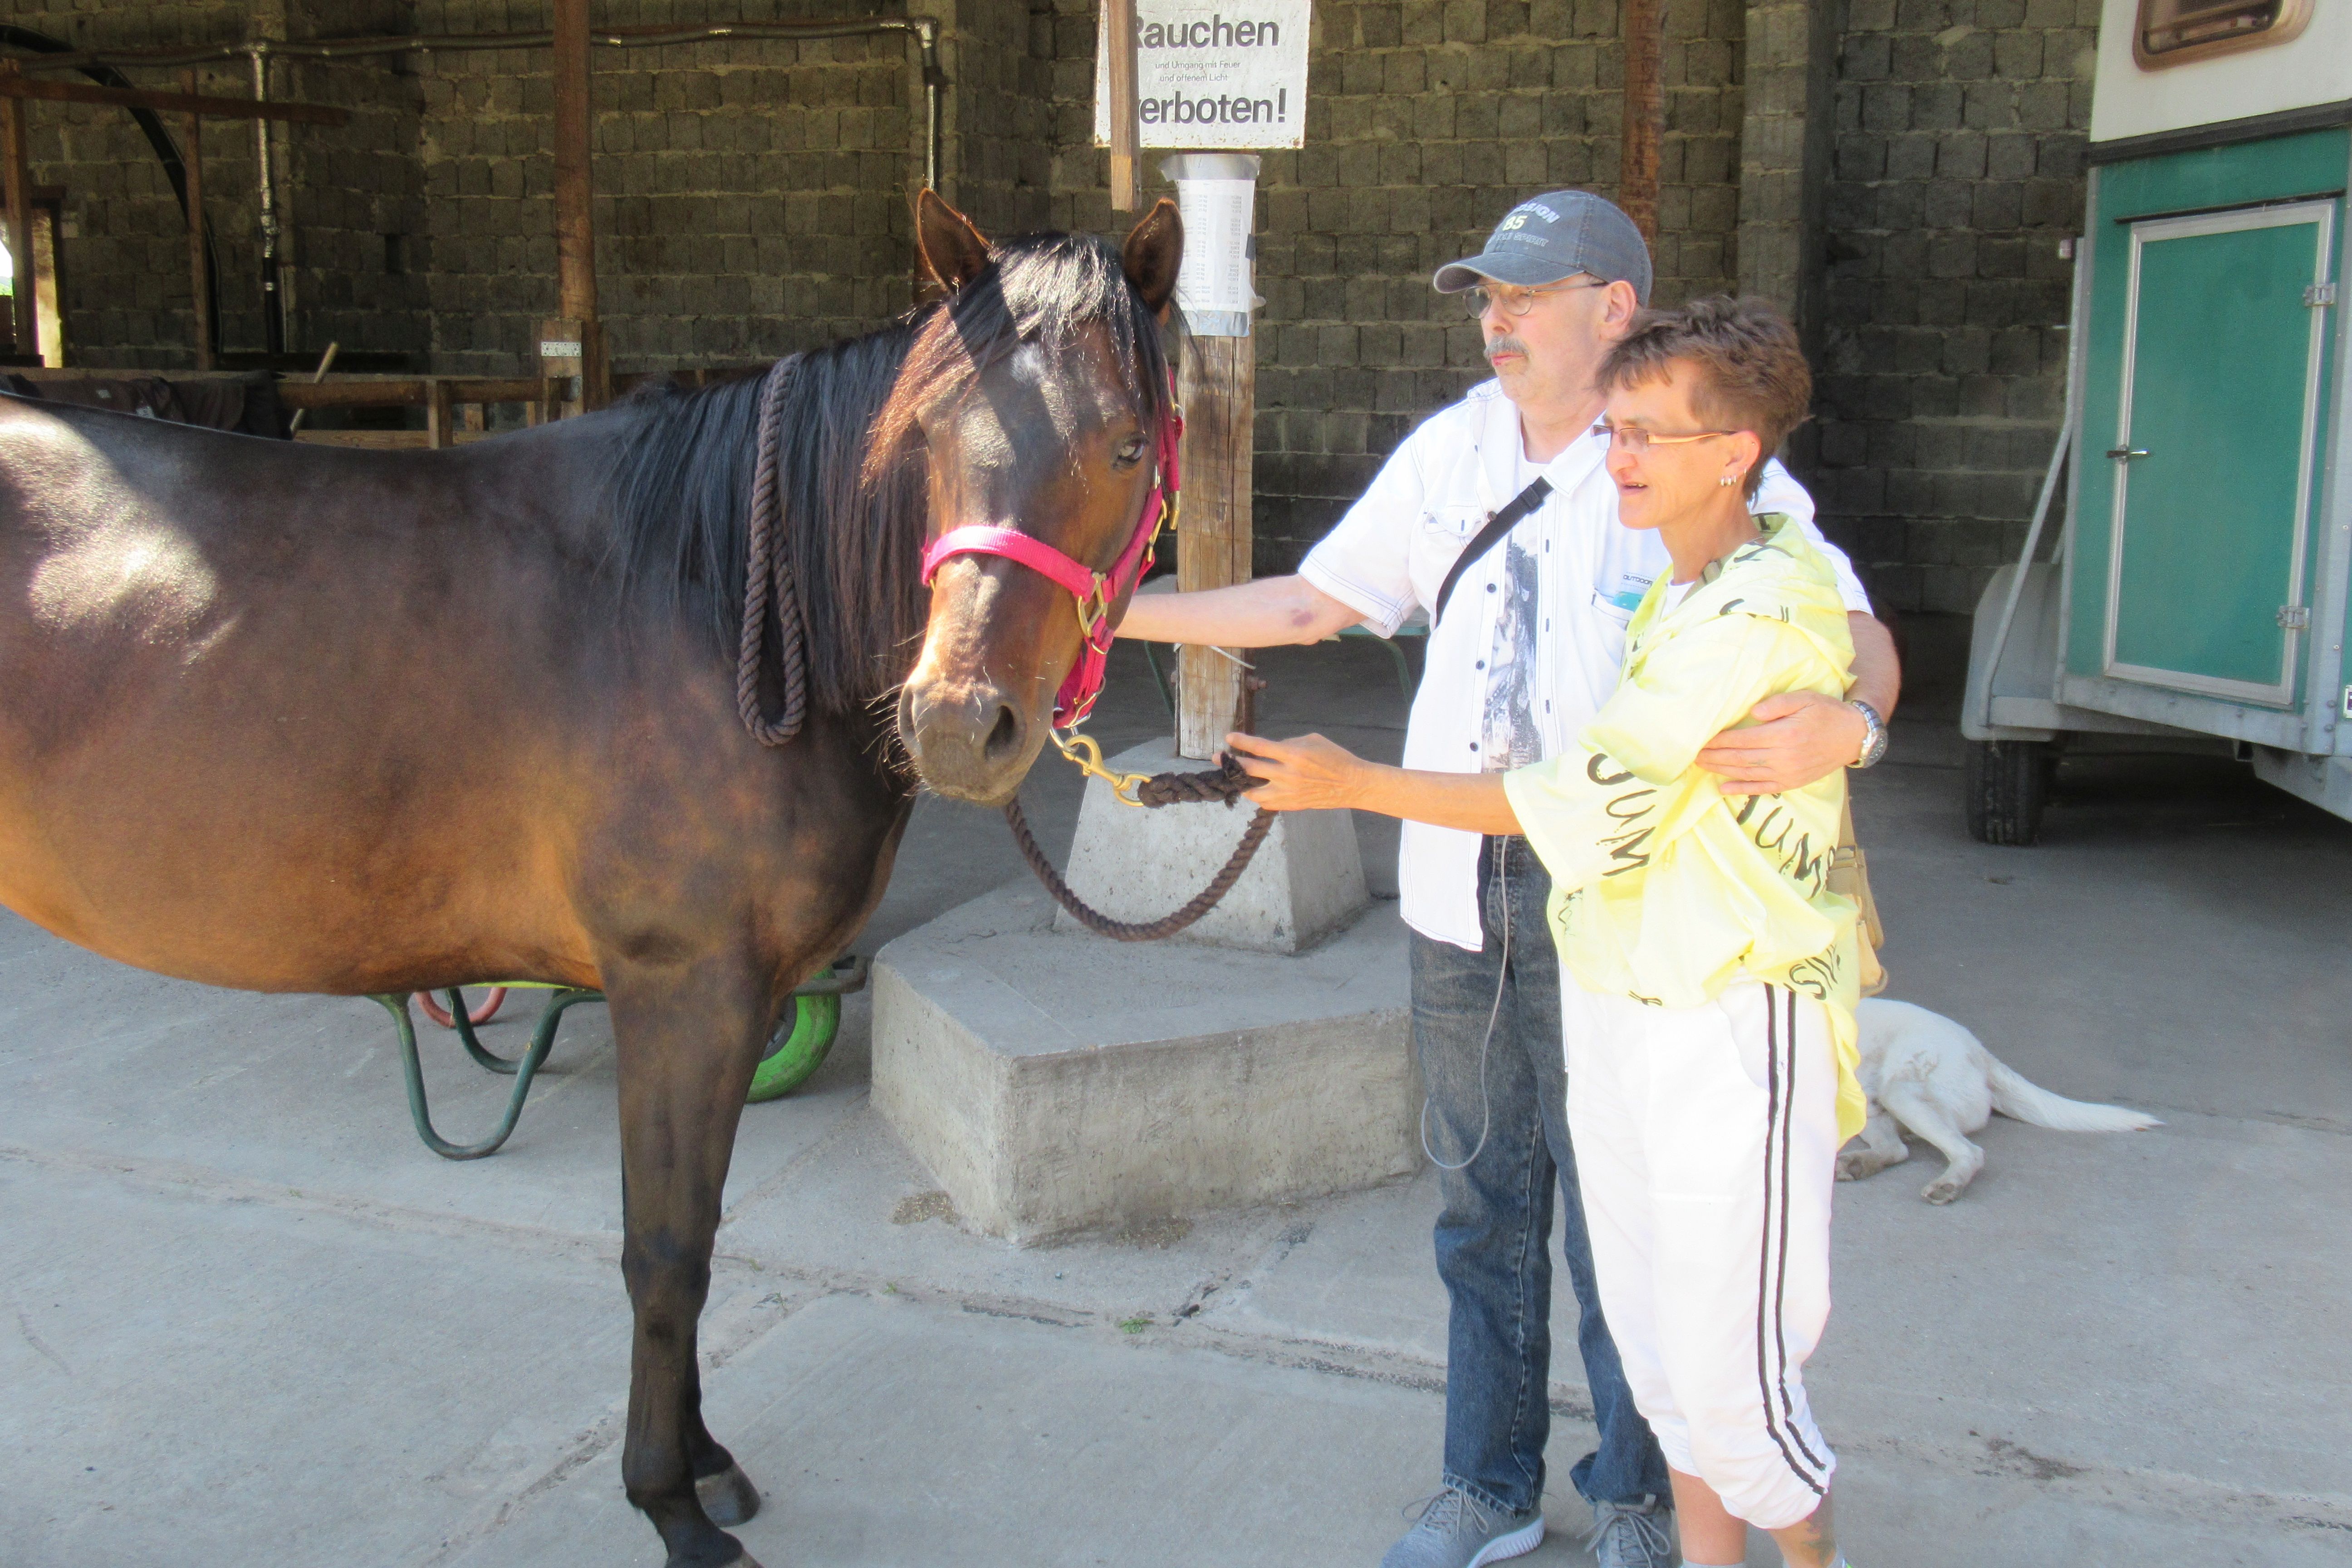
[982,705,1023,762]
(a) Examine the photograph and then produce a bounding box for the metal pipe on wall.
[182,68,211,371]
[1619,0,1663,244]
[250,45,282,357]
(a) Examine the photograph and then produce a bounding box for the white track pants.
[1560,979,1839,1531]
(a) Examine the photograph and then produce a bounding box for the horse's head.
[892,191,1183,805]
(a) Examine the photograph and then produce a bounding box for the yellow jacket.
[1501,514,1866,1140]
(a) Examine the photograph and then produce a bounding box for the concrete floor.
[3,630,2349,1567]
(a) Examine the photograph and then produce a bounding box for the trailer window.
[2134,0,2312,67]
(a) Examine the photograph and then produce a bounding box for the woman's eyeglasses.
[1461,277,1608,319]
[1590,423,1736,454]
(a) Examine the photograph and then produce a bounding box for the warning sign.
[1093,0,1313,151]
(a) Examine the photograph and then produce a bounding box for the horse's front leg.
[608,956,774,1568]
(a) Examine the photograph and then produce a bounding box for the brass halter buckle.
[1050,727,1152,807]
[1073,574,1113,640]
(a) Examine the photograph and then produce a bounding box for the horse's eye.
[1112,433,1150,469]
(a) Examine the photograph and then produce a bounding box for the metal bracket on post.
[537,316,586,416]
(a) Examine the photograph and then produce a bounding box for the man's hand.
[1223,732,1374,812]
[1695,691,1866,797]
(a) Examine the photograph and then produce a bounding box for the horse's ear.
[1121,198,1184,321]
[915,189,991,293]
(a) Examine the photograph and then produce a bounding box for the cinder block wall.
[410,0,919,375]
[1810,0,2095,615]
[9,0,2096,635]
[1,2,266,368]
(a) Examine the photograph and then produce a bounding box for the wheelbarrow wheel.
[1965,739,2048,846]
[416,985,510,1029]
[746,993,842,1103]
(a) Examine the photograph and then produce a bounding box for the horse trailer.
[1962,0,2352,842]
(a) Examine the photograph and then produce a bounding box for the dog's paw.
[1921,1179,1964,1205]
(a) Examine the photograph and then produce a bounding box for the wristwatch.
[1847,700,1888,769]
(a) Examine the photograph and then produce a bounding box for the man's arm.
[1114,573,1366,648]
[1695,611,1901,796]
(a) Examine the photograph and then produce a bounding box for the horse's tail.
[1986,1058,2163,1132]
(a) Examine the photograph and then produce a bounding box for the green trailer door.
[2103,198,2334,706]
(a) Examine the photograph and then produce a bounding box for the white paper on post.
[1095,0,1312,150]
[1164,158,1258,336]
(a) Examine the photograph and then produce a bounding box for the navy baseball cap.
[1433,190,1653,305]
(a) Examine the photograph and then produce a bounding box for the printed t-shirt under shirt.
[1298,377,1873,951]
[1501,515,1867,1140]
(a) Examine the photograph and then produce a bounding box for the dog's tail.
[1986,1058,2163,1132]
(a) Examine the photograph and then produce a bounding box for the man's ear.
[1121,197,1184,321]
[1597,279,1646,343]
[915,188,991,293]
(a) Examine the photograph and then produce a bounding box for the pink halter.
[919,389,1182,728]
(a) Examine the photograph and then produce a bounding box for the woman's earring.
[1718,473,1738,487]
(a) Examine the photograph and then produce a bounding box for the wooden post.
[1175,333,1257,757]
[183,70,214,372]
[1104,0,1140,211]
[1619,0,1663,244]
[1,62,36,362]
[552,0,608,407]
[426,378,455,450]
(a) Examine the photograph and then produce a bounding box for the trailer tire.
[1965,739,2048,845]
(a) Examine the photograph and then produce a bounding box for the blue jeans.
[1413,834,1671,1516]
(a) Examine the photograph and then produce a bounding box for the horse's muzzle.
[897,676,1038,805]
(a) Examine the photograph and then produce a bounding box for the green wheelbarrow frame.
[366,955,869,1161]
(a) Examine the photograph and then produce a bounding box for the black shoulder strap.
[1431,475,1552,626]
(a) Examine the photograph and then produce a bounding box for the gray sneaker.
[1381,1487,1545,1568]
[1583,1494,1674,1568]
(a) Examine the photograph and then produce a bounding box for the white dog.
[1839,999,2161,1204]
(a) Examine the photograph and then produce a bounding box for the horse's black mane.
[603,229,1176,718]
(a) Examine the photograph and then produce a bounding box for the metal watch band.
[1848,699,1887,769]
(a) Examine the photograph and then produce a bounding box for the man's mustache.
[1485,334,1529,363]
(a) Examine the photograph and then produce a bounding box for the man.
[1117,191,1898,1568]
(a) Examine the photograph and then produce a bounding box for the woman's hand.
[1223,731,1376,812]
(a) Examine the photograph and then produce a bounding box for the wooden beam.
[1619,0,1663,244]
[275,377,568,411]
[0,74,349,127]
[551,0,608,409]
[182,71,213,372]
[1104,0,1140,211]
[1174,333,1257,759]
[1,63,34,361]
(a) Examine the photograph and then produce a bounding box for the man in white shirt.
[1118,191,1897,1568]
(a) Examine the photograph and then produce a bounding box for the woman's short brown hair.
[1598,295,1813,499]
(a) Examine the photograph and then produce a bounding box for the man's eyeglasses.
[1461,278,1608,319]
[1590,422,1736,454]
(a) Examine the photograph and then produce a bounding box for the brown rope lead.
[1006,755,1276,941]
[738,353,809,746]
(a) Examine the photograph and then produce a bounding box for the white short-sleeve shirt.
[1299,378,1872,951]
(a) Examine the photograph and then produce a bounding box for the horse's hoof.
[696,1461,761,1527]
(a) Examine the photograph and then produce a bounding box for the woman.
[1230,296,1864,1568]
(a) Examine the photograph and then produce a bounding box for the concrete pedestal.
[872,884,1414,1243]
[1054,739,1368,953]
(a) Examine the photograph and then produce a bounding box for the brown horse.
[0,191,1181,1568]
